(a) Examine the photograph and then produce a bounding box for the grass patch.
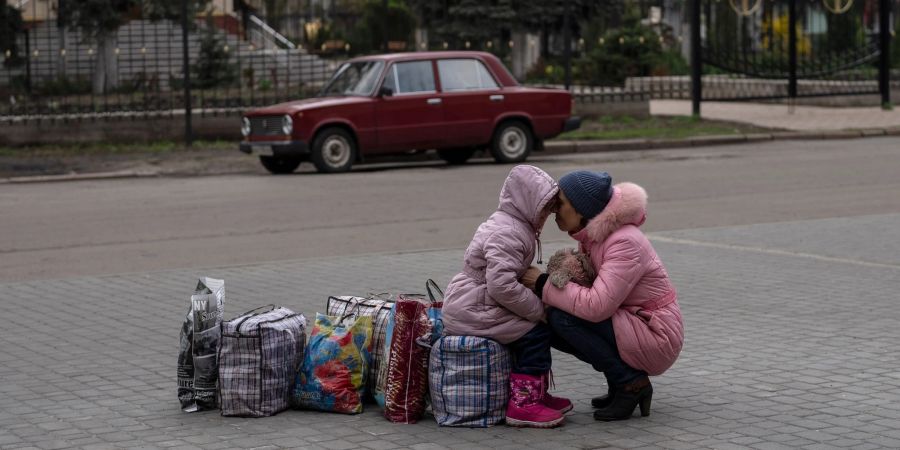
[0,140,235,157]
[558,115,771,141]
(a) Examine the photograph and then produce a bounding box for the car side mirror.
[379,86,393,97]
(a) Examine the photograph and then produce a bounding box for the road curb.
[0,169,160,185]
[544,126,899,155]
[3,126,898,184]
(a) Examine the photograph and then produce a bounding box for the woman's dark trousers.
[546,307,645,386]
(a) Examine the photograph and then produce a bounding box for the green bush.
[346,0,416,55]
[34,76,92,96]
[653,49,690,76]
[524,58,568,85]
[304,22,348,55]
[192,16,237,89]
[576,24,687,86]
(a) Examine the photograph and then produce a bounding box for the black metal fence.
[692,0,895,104]
[1,0,344,122]
[0,0,896,128]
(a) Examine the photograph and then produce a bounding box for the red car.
[240,51,580,173]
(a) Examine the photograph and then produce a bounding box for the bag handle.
[415,335,433,349]
[426,279,444,303]
[234,304,277,333]
[337,302,362,325]
[371,301,390,318]
[240,304,277,316]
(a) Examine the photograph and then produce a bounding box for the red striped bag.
[382,281,443,423]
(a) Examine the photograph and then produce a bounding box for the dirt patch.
[0,144,267,178]
[0,141,459,178]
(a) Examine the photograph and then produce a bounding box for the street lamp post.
[879,0,892,109]
[181,0,192,146]
[563,0,572,90]
[690,0,702,116]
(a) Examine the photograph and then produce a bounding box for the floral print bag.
[293,312,373,414]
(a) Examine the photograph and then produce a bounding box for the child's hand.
[520,266,543,290]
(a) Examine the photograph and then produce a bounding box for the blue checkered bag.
[219,306,307,417]
[428,336,511,427]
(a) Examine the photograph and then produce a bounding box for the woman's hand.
[520,266,543,290]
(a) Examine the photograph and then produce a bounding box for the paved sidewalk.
[652,100,900,132]
[2,214,900,449]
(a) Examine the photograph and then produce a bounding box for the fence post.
[879,0,892,109]
[563,0,572,90]
[24,28,32,95]
[181,0,193,146]
[383,0,389,51]
[690,0,701,116]
[788,0,797,100]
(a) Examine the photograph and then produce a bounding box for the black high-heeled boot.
[593,376,652,421]
[590,386,615,409]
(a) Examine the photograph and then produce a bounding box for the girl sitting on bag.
[522,171,684,422]
[442,165,570,429]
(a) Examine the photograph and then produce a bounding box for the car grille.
[249,115,284,136]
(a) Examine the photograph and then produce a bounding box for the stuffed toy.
[546,248,596,289]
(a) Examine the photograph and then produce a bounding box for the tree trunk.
[92,34,119,94]
[510,32,540,81]
[414,28,428,51]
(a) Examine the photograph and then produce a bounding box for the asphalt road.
[2,137,899,282]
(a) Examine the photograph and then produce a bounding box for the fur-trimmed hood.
[578,182,648,244]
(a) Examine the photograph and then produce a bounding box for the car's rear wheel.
[311,127,356,173]
[490,120,533,164]
[259,156,302,174]
[437,147,476,165]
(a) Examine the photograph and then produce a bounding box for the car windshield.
[319,61,385,96]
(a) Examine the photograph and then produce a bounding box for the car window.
[320,61,384,96]
[437,59,500,92]
[382,61,436,94]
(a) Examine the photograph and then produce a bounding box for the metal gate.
[689,0,894,110]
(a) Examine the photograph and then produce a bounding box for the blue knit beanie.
[558,171,613,220]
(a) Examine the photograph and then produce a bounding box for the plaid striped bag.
[429,336,511,427]
[326,295,394,400]
[218,305,307,417]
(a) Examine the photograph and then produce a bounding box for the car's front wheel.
[437,147,476,165]
[490,120,533,164]
[259,156,302,174]
[311,127,356,173]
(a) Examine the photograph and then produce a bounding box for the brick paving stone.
[751,444,796,450]
[2,214,900,449]
[658,441,697,450]
[317,439,358,450]
[358,440,399,450]
[80,444,128,450]
[409,444,452,450]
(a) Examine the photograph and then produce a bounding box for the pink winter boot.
[505,373,565,428]
[541,372,573,413]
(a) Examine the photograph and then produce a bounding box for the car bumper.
[563,116,582,132]
[239,140,309,157]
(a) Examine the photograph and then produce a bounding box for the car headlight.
[241,117,251,137]
[282,114,293,135]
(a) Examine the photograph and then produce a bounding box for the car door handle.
[490,95,504,102]
[427,98,442,105]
